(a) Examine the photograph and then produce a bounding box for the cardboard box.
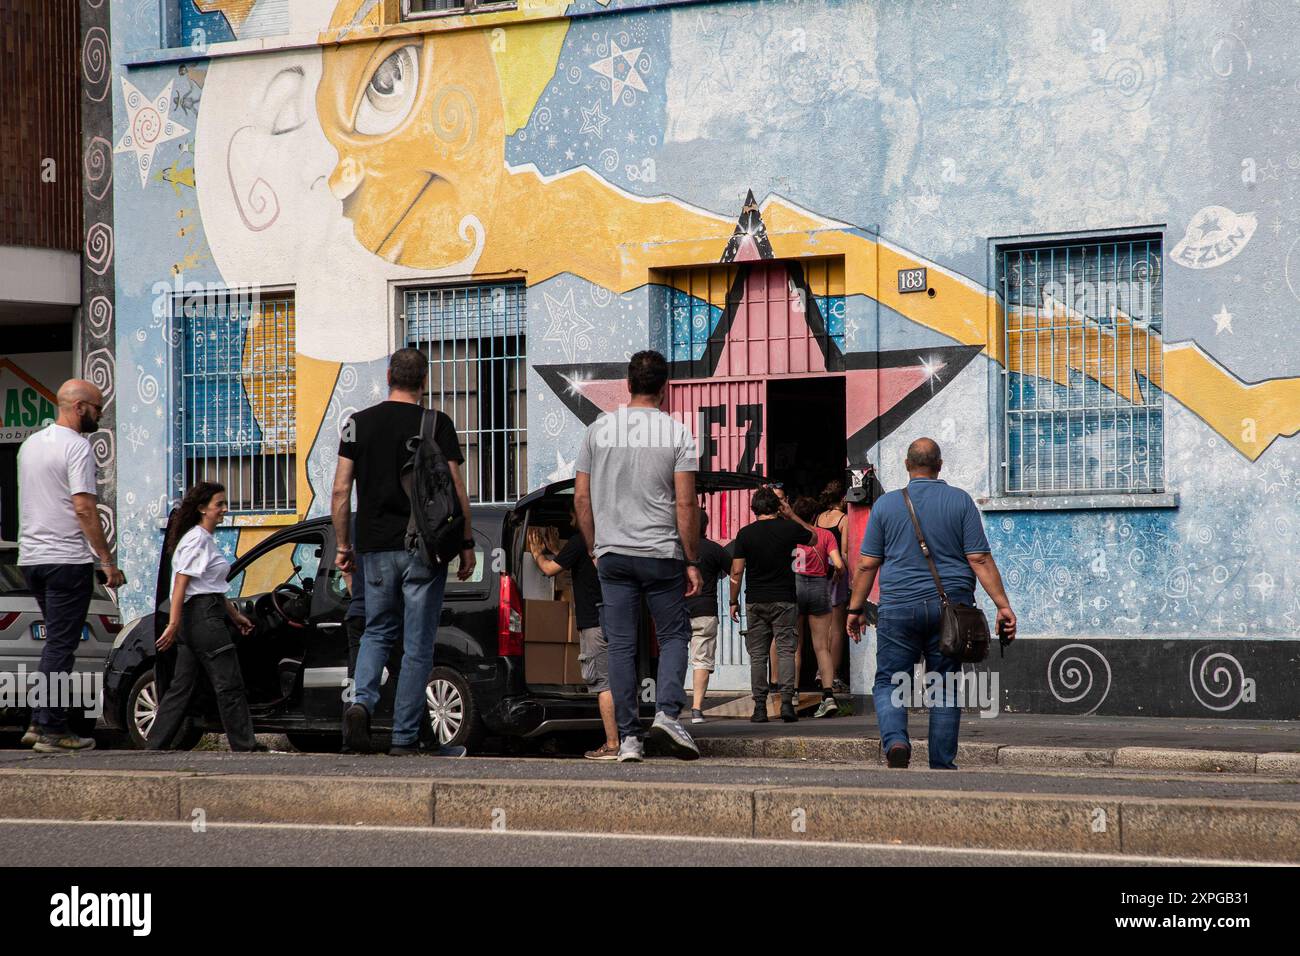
[525,598,571,644]
[525,642,585,686]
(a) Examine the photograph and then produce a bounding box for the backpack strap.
[902,488,949,606]
[402,409,434,545]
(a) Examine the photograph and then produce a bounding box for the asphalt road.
[0,820,1211,867]
[2,748,1296,802]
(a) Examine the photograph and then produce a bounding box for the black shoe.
[885,743,911,769]
[750,700,769,723]
[343,704,372,754]
[780,701,798,723]
[388,743,421,756]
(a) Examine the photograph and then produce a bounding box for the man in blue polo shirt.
[846,438,1016,769]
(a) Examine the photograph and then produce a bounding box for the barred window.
[404,0,515,16]
[177,291,296,514]
[998,236,1164,495]
[405,283,526,505]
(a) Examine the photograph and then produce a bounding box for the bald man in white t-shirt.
[17,379,124,752]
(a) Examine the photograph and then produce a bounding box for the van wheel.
[126,669,203,751]
[426,667,484,751]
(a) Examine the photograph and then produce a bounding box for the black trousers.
[22,563,94,733]
[147,594,258,751]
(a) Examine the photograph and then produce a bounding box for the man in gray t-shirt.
[575,351,702,763]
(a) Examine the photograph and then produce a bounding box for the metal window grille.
[404,0,515,16]
[405,283,526,505]
[999,237,1164,494]
[177,291,296,513]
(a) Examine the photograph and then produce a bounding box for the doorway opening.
[765,376,846,497]
[765,375,851,694]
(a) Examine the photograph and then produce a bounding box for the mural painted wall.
[103,0,1300,710]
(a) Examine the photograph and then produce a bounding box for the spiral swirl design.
[535,106,552,127]
[137,368,160,405]
[1189,648,1248,712]
[133,106,162,145]
[97,504,116,548]
[89,430,115,470]
[1047,644,1112,715]
[566,65,582,84]
[598,148,619,172]
[82,136,113,204]
[86,295,113,339]
[338,365,358,393]
[83,348,114,402]
[1104,58,1153,111]
[82,28,109,101]
[432,86,478,160]
[85,222,113,275]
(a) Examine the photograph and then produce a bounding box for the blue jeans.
[873,597,963,769]
[354,549,447,747]
[596,552,691,740]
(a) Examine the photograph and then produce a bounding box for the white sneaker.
[617,736,644,763]
[647,710,700,760]
[814,698,839,718]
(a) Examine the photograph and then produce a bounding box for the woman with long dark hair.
[147,482,263,751]
[816,479,851,694]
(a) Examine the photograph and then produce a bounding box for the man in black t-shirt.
[331,349,474,756]
[729,487,818,723]
[686,508,731,724]
[527,511,616,759]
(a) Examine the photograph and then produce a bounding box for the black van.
[100,472,760,751]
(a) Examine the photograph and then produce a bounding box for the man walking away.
[686,508,730,723]
[847,438,1016,770]
[332,349,476,756]
[527,511,616,758]
[575,350,701,763]
[17,379,125,752]
[728,488,819,723]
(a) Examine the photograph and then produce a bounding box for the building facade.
[96,0,1299,716]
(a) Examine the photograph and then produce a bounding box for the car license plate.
[31,623,92,641]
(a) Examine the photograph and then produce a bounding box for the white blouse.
[172,526,232,600]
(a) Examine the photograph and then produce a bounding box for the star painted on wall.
[536,195,981,470]
[114,77,190,188]
[579,101,611,140]
[1212,304,1234,335]
[589,38,648,104]
[542,288,596,363]
[545,450,576,483]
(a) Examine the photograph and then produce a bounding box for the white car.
[0,544,121,737]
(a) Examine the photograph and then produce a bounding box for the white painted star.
[114,77,190,188]
[542,288,595,363]
[546,450,576,483]
[589,39,648,104]
[579,102,610,140]
[1212,304,1234,334]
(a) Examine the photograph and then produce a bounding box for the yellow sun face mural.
[319,22,506,269]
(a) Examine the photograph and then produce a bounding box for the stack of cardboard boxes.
[524,566,585,686]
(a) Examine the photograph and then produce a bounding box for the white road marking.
[0,818,1284,866]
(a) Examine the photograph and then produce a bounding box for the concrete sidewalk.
[2,752,1298,862]
[687,706,1300,774]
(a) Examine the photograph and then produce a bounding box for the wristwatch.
[686,559,701,568]
[460,539,475,550]
[847,606,865,614]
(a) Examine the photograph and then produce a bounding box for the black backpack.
[401,409,465,566]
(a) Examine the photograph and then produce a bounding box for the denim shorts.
[795,574,831,616]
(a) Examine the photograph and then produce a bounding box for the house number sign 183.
[898,267,928,293]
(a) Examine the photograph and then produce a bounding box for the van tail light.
[498,575,524,657]
[0,611,19,631]
[98,615,122,634]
